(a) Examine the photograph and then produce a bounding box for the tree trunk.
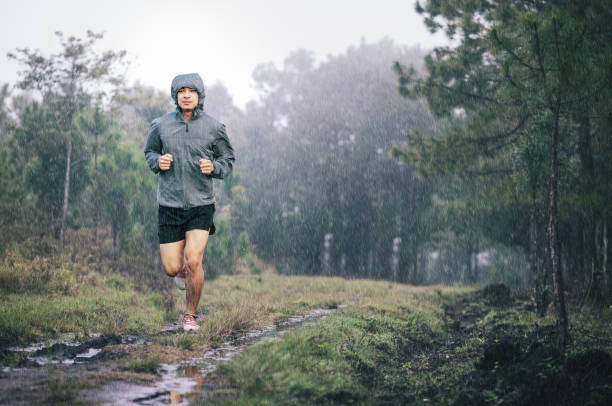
[604,224,610,305]
[576,110,604,304]
[411,243,418,284]
[530,203,548,316]
[465,239,473,283]
[112,220,118,260]
[472,238,479,284]
[93,134,99,245]
[548,102,569,349]
[59,138,72,251]
[591,223,605,304]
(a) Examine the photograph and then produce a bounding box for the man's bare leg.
[160,240,186,277]
[184,229,209,315]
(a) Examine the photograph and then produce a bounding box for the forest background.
[0,0,611,348]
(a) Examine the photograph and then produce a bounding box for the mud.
[32,334,123,360]
[447,286,612,406]
[457,342,612,406]
[480,282,513,306]
[0,307,338,405]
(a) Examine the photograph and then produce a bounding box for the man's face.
[177,87,199,111]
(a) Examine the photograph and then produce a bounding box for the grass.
[46,371,80,406]
[105,273,470,375]
[0,232,461,355]
[124,357,162,374]
[80,370,158,386]
[201,287,465,406]
[2,243,609,405]
[197,288,611,406]
[195,272,457,334]
[217,310,423,404]
[0,243,466,369]
[0,349,29,368]
[0,249,168,347]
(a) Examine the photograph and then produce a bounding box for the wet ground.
[0,308,337,405]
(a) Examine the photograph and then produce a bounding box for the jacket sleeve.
[211,124,235,179]
[144,120,162,174]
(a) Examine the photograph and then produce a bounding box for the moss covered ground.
[199,285,611,406]
[0,248,168,348]
[0,245,609,406]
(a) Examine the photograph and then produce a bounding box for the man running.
[144,73,235,331]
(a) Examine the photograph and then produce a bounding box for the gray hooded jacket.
[144,73,235,208]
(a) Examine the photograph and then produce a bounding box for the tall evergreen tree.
[8,31,125,249]
[396,0,612,348]
[240,40,435,280]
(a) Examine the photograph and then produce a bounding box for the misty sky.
[0,0,447,108]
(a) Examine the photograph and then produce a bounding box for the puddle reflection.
[2,307,345,405]
[128,307,339,405]
[169,390,180,404]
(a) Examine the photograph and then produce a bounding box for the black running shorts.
[158,204,216,244]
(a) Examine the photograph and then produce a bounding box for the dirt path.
[0,308,337,405]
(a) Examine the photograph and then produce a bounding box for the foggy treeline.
[1,0,611,324]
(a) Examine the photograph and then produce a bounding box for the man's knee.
[162,262,182,277]
[184,255,203,273]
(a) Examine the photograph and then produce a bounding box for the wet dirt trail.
[0,308,338,405]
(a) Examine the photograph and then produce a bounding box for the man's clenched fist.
[199,158,215,175]
[158,154,173,171]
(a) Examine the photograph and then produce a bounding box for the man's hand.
[199,158,215,175]
[159,154,173,171]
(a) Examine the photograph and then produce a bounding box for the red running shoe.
[182,313,199,331]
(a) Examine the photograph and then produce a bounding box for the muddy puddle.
[0,307,338,405]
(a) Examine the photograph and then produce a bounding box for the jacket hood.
[171,73,205,115]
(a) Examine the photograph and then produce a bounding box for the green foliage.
[124,357,161,374]
[236,232,250,257]
[0,350,29,368]
[7,31,126,247]
[0,247,166,346]
[178,334,197,351]
[206,219,236,278]
[45,369,79,406]
[104,274,128,291]
[395,0,612,299]
[245,253,262,275]
[0,131,38,248]
[0,252,74,295]
[11,102,90,235]
[216,306,433,405]
[207,287,610,406]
